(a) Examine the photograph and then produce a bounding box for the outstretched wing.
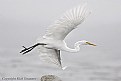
[38,46,62,68]
[43,4,91,40]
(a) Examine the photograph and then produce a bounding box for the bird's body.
[37,38,65,50]
[20,3,96,69]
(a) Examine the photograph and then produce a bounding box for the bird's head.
[81,40,96,46]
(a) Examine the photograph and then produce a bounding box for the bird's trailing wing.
[38,46,62,68]
[43,3,91,40]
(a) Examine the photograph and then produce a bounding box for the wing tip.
[61,66,67,70]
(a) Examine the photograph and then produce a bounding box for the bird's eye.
[86,42,90,44]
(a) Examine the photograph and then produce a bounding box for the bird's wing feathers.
[43,4,91,40]
[38,46,62,68]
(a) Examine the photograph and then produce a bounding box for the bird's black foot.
[20,46,34,55]
[20,43,47,55]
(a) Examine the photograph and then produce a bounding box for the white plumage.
[20,3,96,69]
[43,3,90,40]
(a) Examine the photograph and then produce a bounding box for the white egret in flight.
[20,3,96,69]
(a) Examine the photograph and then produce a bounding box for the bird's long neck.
[62,41,83,52]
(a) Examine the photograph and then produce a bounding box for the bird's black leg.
[20,43,46,55]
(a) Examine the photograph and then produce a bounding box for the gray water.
[0,49,121,81]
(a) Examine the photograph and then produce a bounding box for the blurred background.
[0,0,121,81]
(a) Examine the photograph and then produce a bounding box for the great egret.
[20,3,96,69]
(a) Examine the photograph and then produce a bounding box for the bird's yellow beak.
[86,42,96,46]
